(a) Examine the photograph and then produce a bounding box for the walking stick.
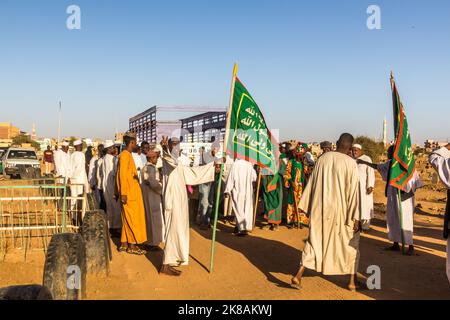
[253,170,262,230]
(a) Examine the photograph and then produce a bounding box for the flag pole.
[209,63,238,273]
[58,101,62,145]
[390,72,406,254]
[252,169,262,230]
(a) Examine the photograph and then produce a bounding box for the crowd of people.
[46,132,449,289]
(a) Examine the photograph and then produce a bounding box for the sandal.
[126,247,146,255]
[118,245,128,252]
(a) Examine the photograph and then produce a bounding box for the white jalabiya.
[70,151,89,196]
[357,155,375,228]
[224,159,257,232]
[161,148,178,196]
[163,163,215,266]
[142,163,165,246]
[102,154,122,229]
[54,149,71,179]
[299,152,361,275]
[222,156,235,217]
[429,147,450,284]
[378,161,423,246]
[132,152,144,183]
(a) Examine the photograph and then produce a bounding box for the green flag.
[227,77,279,179]
[389,75,416,191]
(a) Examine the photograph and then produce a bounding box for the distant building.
[115,132,125,144]
[0,122,20,140]
[129,105,226,143]
[180,112,226,143]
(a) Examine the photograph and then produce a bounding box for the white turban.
[104,140,114,149]
[353,144,362,150]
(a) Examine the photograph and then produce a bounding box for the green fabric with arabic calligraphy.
[389,81,415,191]
[227,78,278,173]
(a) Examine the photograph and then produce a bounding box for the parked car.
[1,148,41,179]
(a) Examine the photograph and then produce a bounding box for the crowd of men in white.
[48,136,450,288]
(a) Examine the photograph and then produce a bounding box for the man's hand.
[366,187,374,195]
[121,195,128,205]
[160,136,169,147]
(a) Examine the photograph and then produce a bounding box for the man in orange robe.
[116,133,147,255]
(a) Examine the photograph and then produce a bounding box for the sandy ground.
[0,157,449,300]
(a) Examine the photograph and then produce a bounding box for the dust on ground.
[0,156,449,300]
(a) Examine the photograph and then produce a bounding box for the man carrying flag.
[357,73,423,255]
[209,64,279,271]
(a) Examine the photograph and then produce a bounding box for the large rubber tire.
[0,285,53,300]
[42,233,87,300]
[86,193,98,211]
[81,210,111,276]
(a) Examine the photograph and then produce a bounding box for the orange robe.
[116,150,147,244]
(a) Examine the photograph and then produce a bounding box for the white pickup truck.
[1,147,41,179]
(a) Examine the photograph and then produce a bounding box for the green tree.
[12,134,40,150]
[354,136,385,162]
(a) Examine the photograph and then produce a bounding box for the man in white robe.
[160,136,180,195]
[132,149,144,183]
[429,144,450,284]
[358,145,423,255]
[291,133,362,291]
[88,144,104,207]
[142,147,165,249]
[224,159,257,236]
[102,141,122,232]
[69,140,89,216]
[54,141,71,182]
[352,144,375,230]
[69,140,89,197]
[160,162,215,276]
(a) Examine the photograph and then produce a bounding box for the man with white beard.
[102,140,122,234]
[160,136,181,194]
[429,143,450,284]
[352,144,375,231]
[224,159,257,236]
[160,162,216,276]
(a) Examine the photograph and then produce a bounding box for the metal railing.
[0,179,89,261]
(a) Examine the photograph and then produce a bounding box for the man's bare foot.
[290,276,302,289]
[159,265,182,276]
[118,243,128,252]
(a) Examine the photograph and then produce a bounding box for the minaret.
[382,118,387,146]
[31,123,37,140]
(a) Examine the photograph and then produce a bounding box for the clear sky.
[1,0,449,143]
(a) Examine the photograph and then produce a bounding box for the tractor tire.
[86,193,98,211]
[81,210,111,276]
[0,285,53,300]
[43,233,87,300]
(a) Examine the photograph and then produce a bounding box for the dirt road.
[0,171,449,300]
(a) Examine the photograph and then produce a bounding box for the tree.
[354,136,385,162]
[12,134,40,150]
